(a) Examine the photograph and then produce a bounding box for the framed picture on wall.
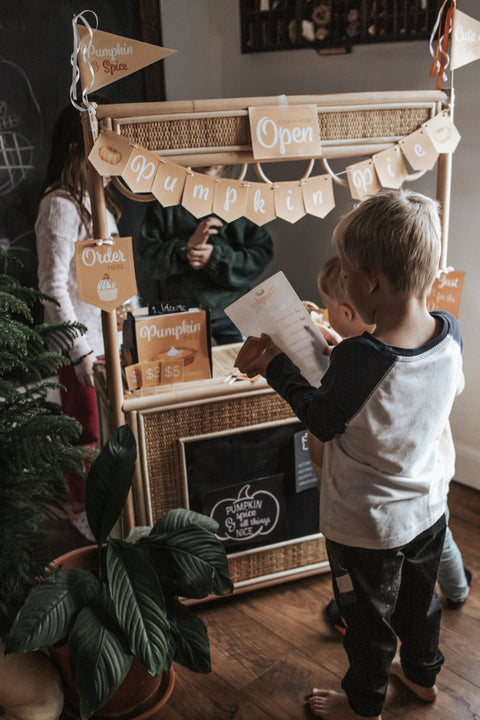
[240,0,444,54]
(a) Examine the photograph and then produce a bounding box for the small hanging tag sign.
[427,268,465,318]
[248,104,321,160]
[75,236,137,311]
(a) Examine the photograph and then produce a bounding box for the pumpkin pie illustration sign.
[74,236,137,311]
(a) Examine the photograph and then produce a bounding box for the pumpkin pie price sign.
[75,236,137,311]
[202,476,288,550]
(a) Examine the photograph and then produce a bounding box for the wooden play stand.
[84,89,451,592]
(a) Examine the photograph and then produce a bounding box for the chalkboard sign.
[0,1,163,296]
[179,419,320,553]
[202,474,288,550]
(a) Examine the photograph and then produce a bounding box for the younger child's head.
[317,255,374,338]
[333,189,441,298]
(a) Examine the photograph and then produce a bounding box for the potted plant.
[5,423,234,720]
[0,252,87,636]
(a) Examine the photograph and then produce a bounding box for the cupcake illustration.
[97,273,118,301]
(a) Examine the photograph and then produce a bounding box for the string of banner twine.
[70,10,98,116]
[429,0,456,93]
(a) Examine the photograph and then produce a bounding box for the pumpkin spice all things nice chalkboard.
[180,420,320,553]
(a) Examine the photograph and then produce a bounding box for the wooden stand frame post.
[81,112,135,529]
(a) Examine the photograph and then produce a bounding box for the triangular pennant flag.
[451,9,480,70]
[77,26,176,92]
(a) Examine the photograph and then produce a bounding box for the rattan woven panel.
[141,391,295,520]
[116,104,432,153]
[228,535,327,585]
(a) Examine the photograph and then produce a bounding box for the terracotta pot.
[49,546,175,720]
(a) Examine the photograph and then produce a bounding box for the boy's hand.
[235,334,283,378]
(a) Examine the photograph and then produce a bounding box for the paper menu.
[225,271,329,386]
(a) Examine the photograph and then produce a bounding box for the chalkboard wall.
[0,1,163,293]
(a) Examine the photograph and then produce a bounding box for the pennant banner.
[76,25,176,93]
[88,106,460,222]
[451,8,480,70]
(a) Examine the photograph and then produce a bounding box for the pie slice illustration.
[97,274,118,301]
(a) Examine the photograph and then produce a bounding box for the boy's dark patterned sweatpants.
[326,514,446,717]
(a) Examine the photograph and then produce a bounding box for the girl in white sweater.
[35,102,119,540]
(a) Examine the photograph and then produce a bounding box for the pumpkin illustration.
[99,144,123,165]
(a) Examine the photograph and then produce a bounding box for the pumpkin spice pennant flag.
[77,25,176,92]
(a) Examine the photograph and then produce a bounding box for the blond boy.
[237,190,463,719]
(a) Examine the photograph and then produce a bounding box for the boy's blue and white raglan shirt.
[266,311,463,550]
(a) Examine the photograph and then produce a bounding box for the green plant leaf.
[85,425,137,545]
[167,597,211,673]
[5,569,100,653]
[151,508,219,535]
[69,589,132,720]
[106,540,171,675]
[140,526,233,599]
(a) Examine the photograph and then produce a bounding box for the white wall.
[160,0,480,490]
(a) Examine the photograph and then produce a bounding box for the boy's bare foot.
[306,689,381,719]
[390,655,438,702]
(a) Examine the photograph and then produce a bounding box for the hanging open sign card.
[75,236,137,311]
[248,104,322,161]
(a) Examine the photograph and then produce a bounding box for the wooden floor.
[48,481,480,720]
